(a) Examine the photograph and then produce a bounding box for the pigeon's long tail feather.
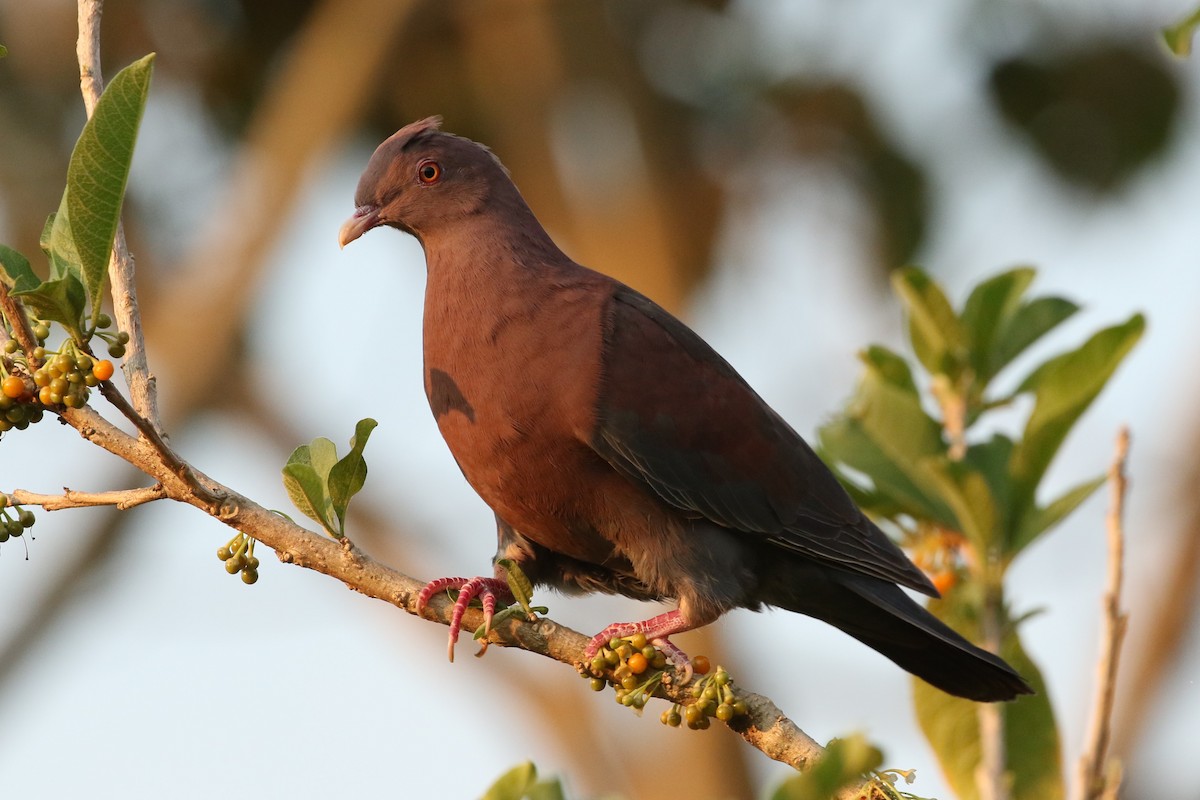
[766,564,1033,702]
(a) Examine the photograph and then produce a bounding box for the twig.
[0,283,40,363]
[976,584,1009,800]
[76,0,162,430]
[1074,427,1130,800]
[10,485,164,511]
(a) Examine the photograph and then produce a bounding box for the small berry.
[92,360,115,381]
[589,678,606,692]
[2,339,16,354]
[225,559,241,575]
[115,331,130,345]
[217,546,232,561]
[107,343,126,359]
[691,655,711,675]
[18,509,35,528]
[95,313,112,328]
[241,568,259,585]
[32,324,49,341]
[1,376,23,399]
[716,703,734,721]
[626,652,648,675]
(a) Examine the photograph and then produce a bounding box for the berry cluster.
[911,527,966,595]
[581,634,748,729]
[661,664,747,730]
[586,633,670,711]
[0,315,124,431]
[0,494,35,543]
[217,532,260,584]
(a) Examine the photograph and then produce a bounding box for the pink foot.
[585,609,698,684]
[416,576,513,662]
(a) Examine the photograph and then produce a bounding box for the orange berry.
[931,570,957,595]
[626,652,648,675]
[1,376,24,399]
[691,655,711,675]
[92,360,115,381]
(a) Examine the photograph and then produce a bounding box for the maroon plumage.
[340,117,1031,702]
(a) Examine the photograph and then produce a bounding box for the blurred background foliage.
[0,1,1195,799]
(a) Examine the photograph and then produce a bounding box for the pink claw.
[416,576,512,662]
[585,610,697,684]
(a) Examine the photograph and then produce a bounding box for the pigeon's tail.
[765,562,1034,702]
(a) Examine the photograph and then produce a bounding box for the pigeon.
[339,117,1032,701]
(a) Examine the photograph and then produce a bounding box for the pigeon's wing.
[589,286,936,595]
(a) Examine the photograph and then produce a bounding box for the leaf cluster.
[0,55,154,341]
[818,266,1142,800]
[282,418,377,538]
[819,266,1142,568]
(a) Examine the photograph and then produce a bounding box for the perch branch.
[1074,427,1130,800]
[12,386,844,779]
[10,485,164,512]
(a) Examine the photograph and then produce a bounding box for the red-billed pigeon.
[339,117,1031,701]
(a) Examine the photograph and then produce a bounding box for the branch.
[10,485,164,511]
[0,283,40,363]
[1074,427,1130,800]
[76,0,162,429]
[13,375,836,776]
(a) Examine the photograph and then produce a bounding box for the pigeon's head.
[338,117,512,247]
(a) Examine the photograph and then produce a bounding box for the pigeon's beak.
[338,205,381,248]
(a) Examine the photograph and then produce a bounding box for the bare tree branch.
[1074,427,1130,800]
[10,485,164,511]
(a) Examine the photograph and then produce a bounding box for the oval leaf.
[1009,314,1144,513]
[67,53,155,318]
[892,267,966,377]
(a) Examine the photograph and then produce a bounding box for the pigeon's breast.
[421,276,619,565]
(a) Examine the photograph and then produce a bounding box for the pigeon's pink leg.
[586,609,699,684]
[416,576,513,662]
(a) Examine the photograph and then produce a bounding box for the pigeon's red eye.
[417,160,442,185]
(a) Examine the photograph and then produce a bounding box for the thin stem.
[75,0,162,430]
[976,581,1009,800]
[1074,427,1130,800]
[11,485,164,511]
[0,284,40,364]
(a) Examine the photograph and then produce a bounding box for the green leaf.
[497,558,536,617]
[768,734,884,800]
[893,267,966,377]
[819,355,957,526]
[481,762,540,800]
[11,274,87,335]
[0,44,7,58]
[67,53,155,319]
[327,418,377,532]
[41,200,82,282]
[860,344,919,395]
[1012,473,1106,555]
[1009,314,1144,514]
[1163,7,1200,56]
[282,440,339,536]
[913,595,1063,800]
[991,296,1080,379]
[281,459,337,537]
[960,266,1035,381]
[918,456,999,554]
[0,245,38,292]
